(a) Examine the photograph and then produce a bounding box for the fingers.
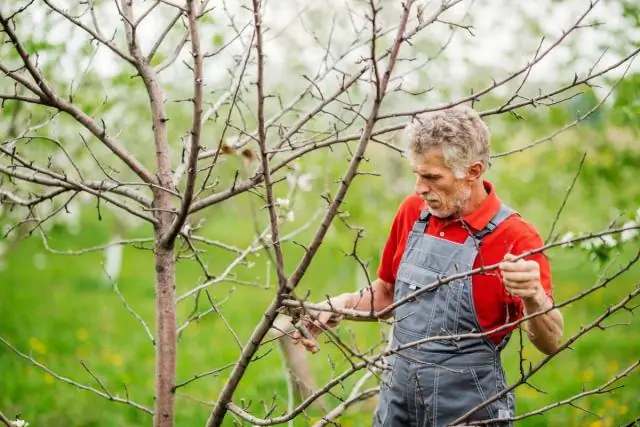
[500,257,539,273]
[290,330,320,353]
[502,271,538,283]
[300,338,319,353]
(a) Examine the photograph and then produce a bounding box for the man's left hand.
[499,253,546,302]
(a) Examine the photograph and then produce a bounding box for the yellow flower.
[619,405,628,415]
[29,337,47,355]
[604,399,616,408]
[110,353,123,367]
[589,421,602,427]
[76,328,89,341]
[582,368,594,382]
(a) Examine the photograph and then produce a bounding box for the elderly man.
[296,105,564,426]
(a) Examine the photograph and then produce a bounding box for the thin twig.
[546,152,587,243]
[0,336,153,415]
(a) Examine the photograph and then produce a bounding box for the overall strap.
[411,210,431,234]
[474,204,517,241]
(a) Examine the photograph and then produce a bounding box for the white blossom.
[12,420,29,427]
[276,198,290,208]
[621,221,639,242]
[600,234,617,248]
[286,211,295,222]
[297,174,313,192]
[104,238,123,284]
[560,231,574,248]
[580,238,602,250]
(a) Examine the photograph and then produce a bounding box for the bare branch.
[378,0,603,120]
[451,286,640,425]
[546,152,587,243]
[0,336,153,415]
[205,291,243,350]
[0,164,157,224]
[108,271,156,346]
[283,230,640,321]
[468,360,639,425]
[41,0,136,65]
[163,0,203,246]
[312,387,380,427]
[80,360,112,396]
[173,362,237,391]
[206,1,419,424]
[482,47,640,118]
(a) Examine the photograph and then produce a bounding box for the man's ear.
[466,161,484,182]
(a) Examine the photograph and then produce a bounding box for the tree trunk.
[154,235,176,427]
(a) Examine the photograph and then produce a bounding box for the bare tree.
[1,0,639,426]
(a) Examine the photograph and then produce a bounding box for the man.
[295,105,564,426]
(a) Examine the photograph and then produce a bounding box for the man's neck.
[459,180,488,217]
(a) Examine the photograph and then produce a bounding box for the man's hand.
[499,253,547,304]
[499,253,563,355]
[293,293,354,353]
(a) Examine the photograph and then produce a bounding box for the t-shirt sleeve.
[377,212,400,286]
[378,197,416,287]
[511,221,554,301]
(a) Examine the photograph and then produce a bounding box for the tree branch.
[0,336,153,415]
[163,0,203,246]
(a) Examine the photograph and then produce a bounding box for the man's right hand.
[293,293,354,353]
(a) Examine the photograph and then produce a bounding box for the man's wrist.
[522,287,552,313]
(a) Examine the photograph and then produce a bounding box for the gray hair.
[404,105,491,178]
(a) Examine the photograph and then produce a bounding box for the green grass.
[1,209,638,427]
[2,131,639,426]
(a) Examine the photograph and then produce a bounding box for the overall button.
[439,231,445,236]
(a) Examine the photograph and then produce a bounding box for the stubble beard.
[427,184,472,219]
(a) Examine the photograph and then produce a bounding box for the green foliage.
[610,72,640,131]
[2,119,640,425]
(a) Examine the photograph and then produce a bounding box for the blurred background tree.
[1,0,639,426]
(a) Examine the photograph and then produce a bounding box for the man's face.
[410,148,471,219]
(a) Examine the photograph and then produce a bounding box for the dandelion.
[76,328,89,341]
[582,368,594,382]
[44,373,54,384]
[620,221,638,242]
[110,353,123,367]
[619,405,628,415]
[560,232,574,248]
[29,337,47,355]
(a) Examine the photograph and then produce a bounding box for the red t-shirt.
[378,181,553,344]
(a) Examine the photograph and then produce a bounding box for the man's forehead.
[409,149,447,171]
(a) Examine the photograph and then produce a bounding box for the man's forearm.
[523,292,564,355]
[344,278,395,318]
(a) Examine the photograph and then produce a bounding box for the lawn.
[1,201,638,426]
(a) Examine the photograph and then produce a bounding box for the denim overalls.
[374,205,516,427]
